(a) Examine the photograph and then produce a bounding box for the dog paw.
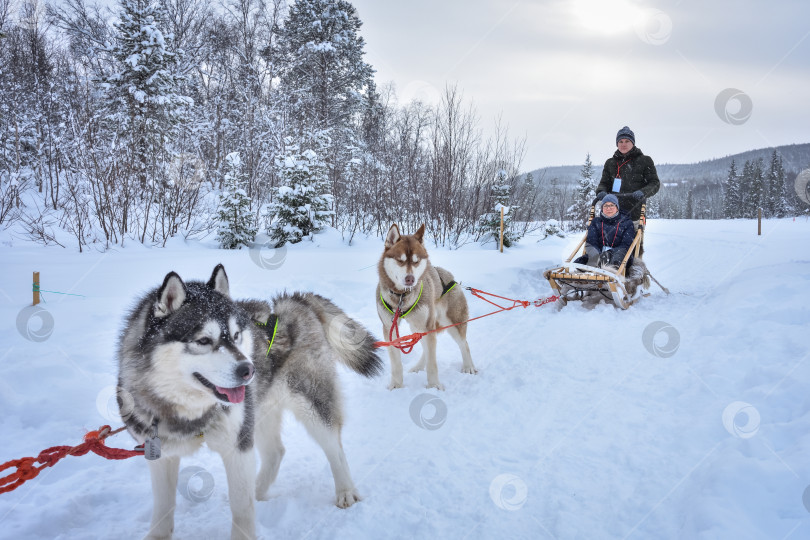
[426,380,445,391]
[408,364,425,373]
[461,366,478,375]
[335,489,362,508]
[387,381,403,390]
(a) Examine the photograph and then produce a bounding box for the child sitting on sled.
[573,194,636,269]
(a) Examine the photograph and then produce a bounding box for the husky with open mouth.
[117,265,381,539]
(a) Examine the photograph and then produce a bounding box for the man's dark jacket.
[597,146,661,220]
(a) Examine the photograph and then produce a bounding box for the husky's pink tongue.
[216,385,246,404]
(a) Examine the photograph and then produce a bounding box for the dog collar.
[381,281,423,318]
[255,315,279,357]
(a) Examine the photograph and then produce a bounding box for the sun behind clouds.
[569,0,640,35]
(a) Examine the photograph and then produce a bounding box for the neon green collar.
[380,281,423,318]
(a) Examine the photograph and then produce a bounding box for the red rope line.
[387,303,410,352]
[0,425,141,494]
[375,287,558,353]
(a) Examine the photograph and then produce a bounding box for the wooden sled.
[543,199,648,310]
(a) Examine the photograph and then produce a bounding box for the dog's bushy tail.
[304,294,383,378]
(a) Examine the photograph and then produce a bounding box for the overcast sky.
[351,0,810,169]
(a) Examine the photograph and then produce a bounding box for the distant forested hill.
[525,143,810,186]
[655,143,810,184]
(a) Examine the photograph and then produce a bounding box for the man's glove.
[598,251,612,267]
[596,191,607,201]
[631,190,645,200]
[573,255,588,265]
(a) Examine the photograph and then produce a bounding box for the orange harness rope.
[0,425,141,494]
[376,287,558,353]
[2,288,559,494]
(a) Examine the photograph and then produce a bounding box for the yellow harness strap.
[255,315,279,357]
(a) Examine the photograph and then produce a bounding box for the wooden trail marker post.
[33,271,40,305]
[758,208,762,236]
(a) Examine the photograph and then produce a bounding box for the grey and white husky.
[117,265,381,540]
[376,224,477,391]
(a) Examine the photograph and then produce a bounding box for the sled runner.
[543,195,649,310]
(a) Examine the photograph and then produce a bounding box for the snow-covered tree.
[201,0,280,202]
[738,159,766,218]
[542,219,565,239]
[646,190,661,218]
[216,152,256,249]
[105,0,191,188]
[723,159,741,218]
[748,158,766,218]
[275,0,374,134]
[566,153,596,230]
[476,179,521,248]
[266,136,334,246]
[766,150,790,217]
[738,160,753,217]
[274,0,375,222]
[685,189,694,219]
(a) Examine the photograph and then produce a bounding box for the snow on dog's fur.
[117,265,382,540]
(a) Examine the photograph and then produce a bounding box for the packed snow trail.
[0,219,808,540]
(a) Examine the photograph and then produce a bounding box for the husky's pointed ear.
[155,272,186,318]
[414,224,426,244]
[208,264,230,298]
[385,224,400,248]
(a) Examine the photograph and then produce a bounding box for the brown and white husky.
[375,224,477,390]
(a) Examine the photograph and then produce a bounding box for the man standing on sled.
[595,126,660,255]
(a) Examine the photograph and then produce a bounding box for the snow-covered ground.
[1,218,809,540]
